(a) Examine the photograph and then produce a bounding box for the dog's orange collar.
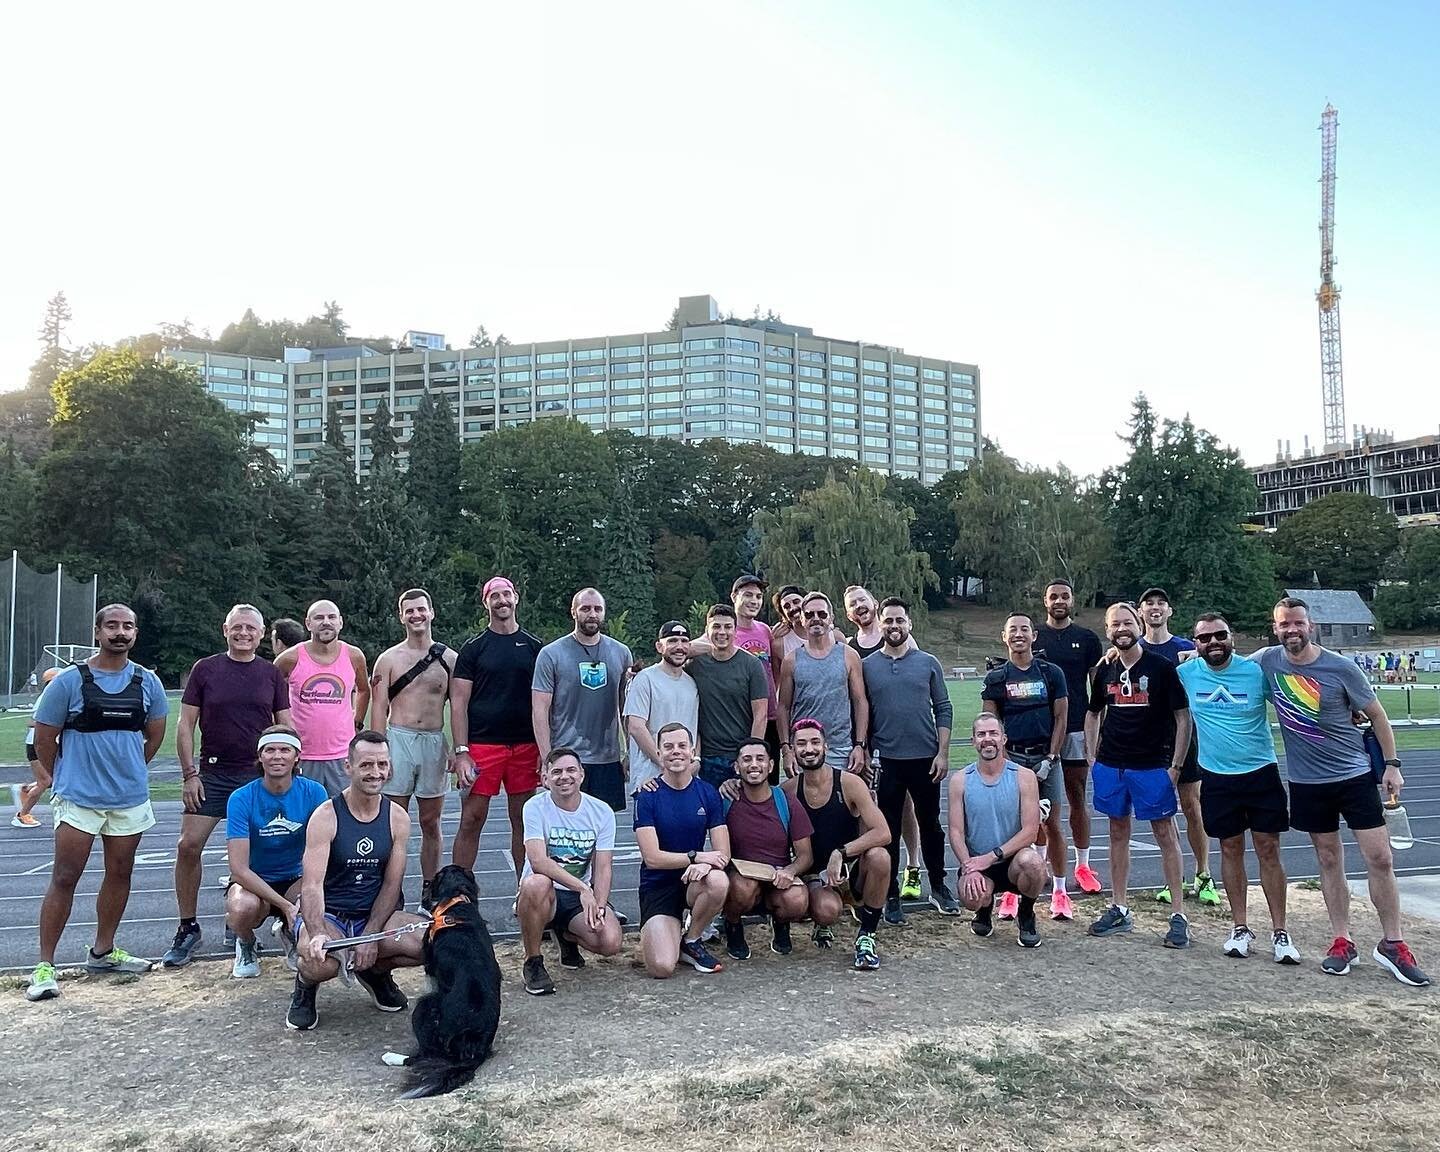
[428,894,470,938]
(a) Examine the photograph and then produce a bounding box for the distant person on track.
[26,604,169,1002]
[13,668,62,829]
[275,600,370,797]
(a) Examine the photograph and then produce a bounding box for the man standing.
[1083,602,1192,949]
[634,723,731,977]
[687,604,768,790]
[26,605,168,1001]
[287,731,427,1030]
[224,726,327,978]
[451,576,544,888]
[623,621,699,795]
[370,588,456,907]
[165,603,291,967]
[532,588,633,813]
[1255,597,1427,985]
[862,597,957,921]
[981,613,1071,920]
[515,747,623,996]
[1034,578,1104,895]
[730,574,784,759]
[1139,587,1218,909]
[1176,614,1299,964]
[275,600,370,797]
[777,592,869,776]
[270,618,305,659]
[949,714,1047,948]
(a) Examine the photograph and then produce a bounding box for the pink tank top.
[288,642,358,759]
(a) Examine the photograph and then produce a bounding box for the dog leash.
[321,895,471,953]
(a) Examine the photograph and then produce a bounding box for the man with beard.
[275,600,371,797]
[26,605,169,1001]
[1084,603,1192,948]
[777,593,869,777]
[771,585,807,660]
[165,604,291,967]
[533,588,633,813]
[1175,614,1299,963]
[1034,579,1105,895]
[1255,598,1428,986]
[688,604,768,791]
[623,621,700,795]
[783,719,892,969]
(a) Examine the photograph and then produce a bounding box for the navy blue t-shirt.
[634,777,725,890]
[981,658,1068,749]
[1145,636,1197,665]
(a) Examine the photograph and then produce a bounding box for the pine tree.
[600,476,657,640]
[27,291,73,391]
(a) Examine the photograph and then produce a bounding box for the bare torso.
[376,641,455,731]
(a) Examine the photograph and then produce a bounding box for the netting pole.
[7,550,15,702]
[54,562,63,654]
[91,573,98,629]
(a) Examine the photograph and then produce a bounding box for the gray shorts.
[384,725,449,800]
[1059,731,1087,763]
[1010,749,1063,810]
[300,758,348,798]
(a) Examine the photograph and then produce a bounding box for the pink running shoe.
[1050,889,1075,921]
[1074,863,1103,895]
[997,892,1020,921]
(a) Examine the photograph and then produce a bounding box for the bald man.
[275,600,370,797]
[532,588,634,813]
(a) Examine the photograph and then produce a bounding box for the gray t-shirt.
[533,634,634,763]
[1252,646,1377,785]
[621,664,699,793]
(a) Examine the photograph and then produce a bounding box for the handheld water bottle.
[1384,796,1414,851]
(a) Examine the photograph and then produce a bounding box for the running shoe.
[1272,929,1301,965]
[285,976,319,1030]
[1049,889,1075,921]
[1154,886,1173,905]
[1164,913,1191,949]
[1374,940,1431,987]
[929,883,961,916]
[900,866,922,901]
[354,968,407,1012]
[770,919,793,955]
[1074,863,1103,895]
[853,932,880,971]
[724,920,751,961]
[11,812,41,829]
[812,924,836,949]
[523,956,555,996]
[1088,904,1134,937]
[557,934,586,970]
[679,938,724,974]
[275,919,300,972]
[1321,936,1357,976]
[884,895,906,925]
[25,961,59,1001]
[87,947,151,974]
[699,916,721,944]
[1194,873,1221,907]
[1017,905,1042,949]
[232,937,261,979]
[161,923,202,968]
[972,901,995,938]
[996,892,1020,921]
[1223,925,1255,958]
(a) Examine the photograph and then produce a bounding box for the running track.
[3,751,1440,971]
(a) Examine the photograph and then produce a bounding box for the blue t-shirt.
[35,663,168,809]
[1176,655,1275,775]
[1145,636,1197,665]
[226,775,329,883]
[633,777,725,890]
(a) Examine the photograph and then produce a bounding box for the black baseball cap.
[731,573,767,595]
[1139,587,1170,604]
[657,620,690,640]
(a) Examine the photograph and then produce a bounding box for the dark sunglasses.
[802,609,830,619]
[1195,630,1230,643]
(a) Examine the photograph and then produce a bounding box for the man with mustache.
[275,600,371,798]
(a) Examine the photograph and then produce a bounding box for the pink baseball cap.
[482,576,516,601]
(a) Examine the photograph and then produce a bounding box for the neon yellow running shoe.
[26,962,59,1001]
[900,866,922,901]
[1195,872,1222,907]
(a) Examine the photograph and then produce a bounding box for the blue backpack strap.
[771,785,790,833]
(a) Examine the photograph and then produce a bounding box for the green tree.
[0,439,37,554]
[600,475,657,640]
[1373,528,1440,629]
[28,291,73,392]
[1270,492,1401,596]
[406,391,462,546]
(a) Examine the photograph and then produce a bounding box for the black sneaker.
[1163,913,1191,950]
[285,976,318,1031]
[354,968,407,1012]
[557,934,586,970]
[161,923,202,968]
[679,938,725,974]
[812,924,836,949]
[770,919,793,955]
[524,956,556,996]
[884,895,906,925]
[972,900,995,938]
[724,919,751,960]
[929,883,961,916]
[1017,906,1042,949]
[1374,939,1431,987]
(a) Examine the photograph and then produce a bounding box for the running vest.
[288,642,358,760]
[325,793,393,917]
[962,760,1023,858]
[796,768,858,861]
[791,642,852,748]
[64,664,147,732]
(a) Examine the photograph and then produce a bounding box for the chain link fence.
[0,552,98,709]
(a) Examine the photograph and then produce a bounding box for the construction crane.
[1317,103,1346,450]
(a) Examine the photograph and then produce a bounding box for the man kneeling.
[288,730,425,1030]
[721,739,813,960]
[948,715,1046,948]
[516,747,623,995]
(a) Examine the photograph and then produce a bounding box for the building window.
[799,350,826,364]
[863,359,888,372]
[500,370,531,383]
[253,370,285,384]
[610,345,644,359]
[832,354,857,368]
[765,360,791,374]
[893,364,917,378]
[649,358,681,371]
[649,342,681,355]
[536,351,568,364]
[764,344,793,359]
[501,354,531,367]
[573,347,606,361]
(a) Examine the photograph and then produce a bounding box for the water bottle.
[1384,797,1414,851]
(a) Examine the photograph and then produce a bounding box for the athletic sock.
[1052,876,1066,895]
[179,918,199,932]
[90,947,109,960]
[858,905,883,935]
[1076,848,1090,868]
[1115,903,1129,916]
[1019,896,1036,919]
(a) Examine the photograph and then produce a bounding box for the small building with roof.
[1285,588,1377,647]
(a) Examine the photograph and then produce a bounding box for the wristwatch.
[1384,758,1402,768]
[687,850,697,864]
[992,847,1004,863]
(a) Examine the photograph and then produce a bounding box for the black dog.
[386,864,502,1099]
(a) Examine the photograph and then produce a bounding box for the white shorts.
[383,725,450,800]
[53,796,156,837]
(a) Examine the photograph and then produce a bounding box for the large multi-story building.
[1250,428,1440,530]
[171,294,981,482]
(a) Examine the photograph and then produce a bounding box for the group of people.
[1353,650,1420,684]
[19,573,1430,1018]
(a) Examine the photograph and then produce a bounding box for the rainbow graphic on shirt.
[1271,673,1324,742]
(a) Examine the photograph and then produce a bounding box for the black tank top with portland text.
[324,793,393,917]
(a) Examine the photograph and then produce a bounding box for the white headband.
[257,732,302,753]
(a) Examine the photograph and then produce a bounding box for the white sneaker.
[1272,928,1301,965]
[1223,924,1255,958]
[232,938,260,979]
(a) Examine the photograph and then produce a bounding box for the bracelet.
[182,771,199,781]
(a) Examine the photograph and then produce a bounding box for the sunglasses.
[1195,629,1230,643]
[1118,668,1133,698]
[802,609,830,619]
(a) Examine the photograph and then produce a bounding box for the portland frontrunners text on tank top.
[289,643,358,760]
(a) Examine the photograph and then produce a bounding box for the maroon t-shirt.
[725,788,814,868]
[181,654,290,781]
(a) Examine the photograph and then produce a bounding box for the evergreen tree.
[599,476,656,638]
[27,291,73,391]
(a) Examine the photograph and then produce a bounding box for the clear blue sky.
[2,1,1435,473]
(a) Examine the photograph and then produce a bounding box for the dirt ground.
[5,887,1437,1152]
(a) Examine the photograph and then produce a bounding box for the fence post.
[54,562,63,653]
[6,550,14,704]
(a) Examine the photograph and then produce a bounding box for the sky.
[2,1,1437,474]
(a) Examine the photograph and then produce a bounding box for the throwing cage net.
[0,552,99,709]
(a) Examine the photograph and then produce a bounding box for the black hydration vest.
[64,664,147,733]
